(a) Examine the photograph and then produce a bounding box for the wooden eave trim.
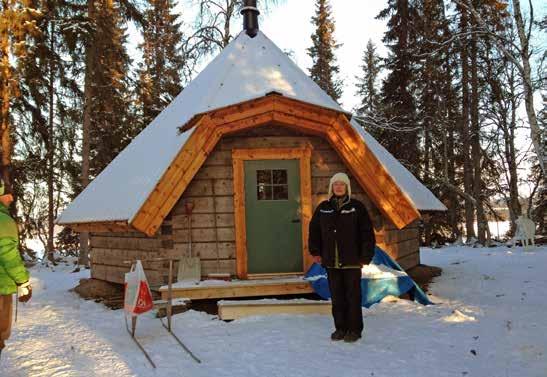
[299,147,314,272]
[232,146,313,160]
[130,95,420,236]
[210,97,336,129]
[67,221,133,233]
[179,93,343,133]
[232,155,247,279]
[329,115,421,228]
[131,115,218,235]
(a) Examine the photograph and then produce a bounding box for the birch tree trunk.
[506,65,522,235]
[455,0,544,175]
[512,0,544,175]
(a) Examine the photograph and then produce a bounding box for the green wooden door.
[244,159,303,274]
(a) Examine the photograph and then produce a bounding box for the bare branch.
[352,114,422,133]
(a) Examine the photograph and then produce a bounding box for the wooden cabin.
[57,14,446,295]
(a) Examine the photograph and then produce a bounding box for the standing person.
[308,172,376,343]
[0,178,32,358]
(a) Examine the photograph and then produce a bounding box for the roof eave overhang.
[56,220,134,234]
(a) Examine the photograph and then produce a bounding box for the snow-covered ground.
[2,245,546,377]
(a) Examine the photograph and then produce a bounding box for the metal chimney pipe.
[241,0,260,38]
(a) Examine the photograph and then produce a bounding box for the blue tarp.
[304,246,434,308]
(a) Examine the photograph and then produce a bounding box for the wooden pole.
[184,201,194,258]
[167,259,173,331]
[211,178,220,273]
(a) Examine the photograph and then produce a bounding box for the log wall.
[89,231,166,285]
[89,125,421,285]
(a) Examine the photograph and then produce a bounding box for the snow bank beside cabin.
[2,245,547,377]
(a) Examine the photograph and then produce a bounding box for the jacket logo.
[320,209,334,213]
[341,208,356,214]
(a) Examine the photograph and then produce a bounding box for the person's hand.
[18,281,32,303]
[312,256,322,264]
[0,193,14,207]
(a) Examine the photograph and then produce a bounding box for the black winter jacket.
[308,197,376,268]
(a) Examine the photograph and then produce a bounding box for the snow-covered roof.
[350,119,447,211]
[57,30,445,226]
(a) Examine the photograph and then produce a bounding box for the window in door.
[256,169,288,200]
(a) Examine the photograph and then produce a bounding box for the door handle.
[291,219,301,223]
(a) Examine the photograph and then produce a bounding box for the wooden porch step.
[153,298,191,308]
[218,298,332,320]
[158,277,314,300]
[153,298,192,318]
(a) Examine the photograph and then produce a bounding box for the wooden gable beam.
[131,115,219,235]
[328,115,421,228]
[272,95,341,125]
[129,95,420,236]
[180,93,340,132]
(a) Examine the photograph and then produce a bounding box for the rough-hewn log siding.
[89,125,421,284]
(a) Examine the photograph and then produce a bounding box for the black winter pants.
[326,267,363,334]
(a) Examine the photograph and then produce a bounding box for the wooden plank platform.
[218,299,332,320]
[158,277,314,300]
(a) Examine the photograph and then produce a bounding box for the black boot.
[330,329,346,341]
[343,331,361,343]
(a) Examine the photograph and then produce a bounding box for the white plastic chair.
[513,215,536,250]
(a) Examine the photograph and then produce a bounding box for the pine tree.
[136,0,186,130]
[88,0,134,177]
[376,0,419,172]
[78,0,143,266]
[415,0,451,173]
[354,40,381,120]
[0,0,41,191]
[14,0,83,260]
[453,0,476,241]
[453,0,510,244]
[307,0,343,102]
[414,0,460,244]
